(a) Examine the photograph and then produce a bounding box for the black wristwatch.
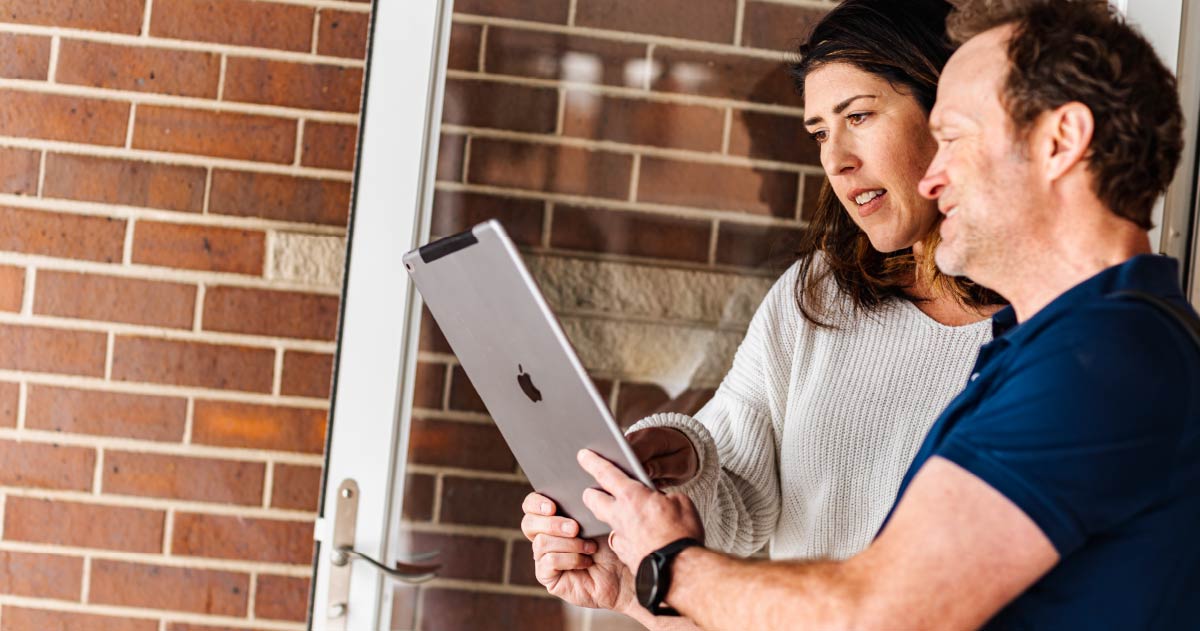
[636,537,703,616]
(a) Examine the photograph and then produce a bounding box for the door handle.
[331,545,440,583]
[326,479,441,627]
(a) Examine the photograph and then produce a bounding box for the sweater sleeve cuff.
[626,412,721,545]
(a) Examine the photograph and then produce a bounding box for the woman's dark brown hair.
[790,0,1002,326]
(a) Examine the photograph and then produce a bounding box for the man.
[549,2,1198,628]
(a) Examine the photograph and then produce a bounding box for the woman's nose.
[823,141,860,176]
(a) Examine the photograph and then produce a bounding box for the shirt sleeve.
[935,301,1193,555]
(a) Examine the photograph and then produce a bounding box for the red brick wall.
[0,0,368,628]
[402,1,830,629]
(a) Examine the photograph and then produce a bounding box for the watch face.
[636,555,659,607]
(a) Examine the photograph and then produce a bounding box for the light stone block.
[560,316,744,394]
[525,255,774,327]
[270,233,347,288]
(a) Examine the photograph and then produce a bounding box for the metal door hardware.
[326,479,441,628]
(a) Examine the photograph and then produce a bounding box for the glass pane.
[394,2,826,629]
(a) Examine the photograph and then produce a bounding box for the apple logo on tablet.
[517,364,542,402]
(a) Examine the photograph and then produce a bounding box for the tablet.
[403,220,653,537]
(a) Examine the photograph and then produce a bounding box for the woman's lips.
[857,190,887,218]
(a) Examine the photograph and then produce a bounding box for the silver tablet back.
[403,220,652,537]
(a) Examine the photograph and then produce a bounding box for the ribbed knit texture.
[628,260,992,560]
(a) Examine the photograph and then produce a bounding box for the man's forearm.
[665,548,860,630]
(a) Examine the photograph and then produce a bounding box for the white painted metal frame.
[309,0,451,627]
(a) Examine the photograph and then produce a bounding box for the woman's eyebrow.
[803,94,877,126]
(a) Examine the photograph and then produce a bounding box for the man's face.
[918,26,1040,283]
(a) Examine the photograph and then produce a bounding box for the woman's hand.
[520,492,637,612]
[627,427,700,487]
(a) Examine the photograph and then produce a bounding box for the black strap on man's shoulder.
[1108,290,1200,351]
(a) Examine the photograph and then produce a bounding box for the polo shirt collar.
[990,254,1181,343]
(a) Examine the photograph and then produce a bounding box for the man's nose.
[918,167,946,200]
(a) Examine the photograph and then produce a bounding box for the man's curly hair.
[947,0,1183,228]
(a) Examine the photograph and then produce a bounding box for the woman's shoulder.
[741,253,854,338]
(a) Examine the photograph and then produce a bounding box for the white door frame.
[309,0,451,627]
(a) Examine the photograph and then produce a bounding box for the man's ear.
[1038,102,1094,181]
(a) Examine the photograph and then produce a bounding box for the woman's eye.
[808,130,827,143]
[847,112,870,125]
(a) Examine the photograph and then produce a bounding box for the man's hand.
[578,449,704,572]
[627,427,700,488]
[520,492,637,612]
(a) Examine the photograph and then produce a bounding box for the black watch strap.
[645,537,703,616]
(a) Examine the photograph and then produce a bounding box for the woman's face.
[803,62,940,253]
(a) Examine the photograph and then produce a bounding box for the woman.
[521,0,1002,623]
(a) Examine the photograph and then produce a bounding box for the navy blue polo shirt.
[888,254,1200,628]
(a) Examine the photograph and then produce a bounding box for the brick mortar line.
[35,150,46,197]
[477,24,489,72]
[192,284,207,333]
[247,570,258,619]
[122,217,136,265]
[443,69,805,117]
[417,577,551,598]
[262,231,276,282]
[0,137,356,182]
[0,252,343,300]
[0,78,363,124]
[0,311,340,352]
[93,448,105,494]
[19,267,35,316]
[721,107,733,154]
[450,13,801,60]
[501,539,513,585]
[0,595,308,631]
[431,474,443,523]
[201,167,214,213]
[125,102,137,148]
[558,306,757,333]
[141,0,154,37]
[309,9,322,56]
[80,555,91,602]
[271,347,285,396]
[435,220,787,279]
[438,363,453,411]
[794,171,808,220]
[407,408,499,426]
[407,464,525,482]
[627,154,640,202]
[261,462,275,509]
[0,23,369,66]
[442,121,818,173]
[708,218,721,265]
[734,0,747,47]
[0,494,6,540]
[0,192,348,237]
[103,332,115,381]
[213,0,371,11]
[0,486,319,524]
[433,180,812,229]
[163,508,175,555]
[399,519,526,542]
[183,398,195,444]
[216,54,228,101]
[751,0,834,8]
[0,372,331,413]
[14,383,26,431]
[541,201,554,249]
[47,36,60,83]
[292,119,306,166]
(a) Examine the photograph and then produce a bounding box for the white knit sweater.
[628,261,992,560]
